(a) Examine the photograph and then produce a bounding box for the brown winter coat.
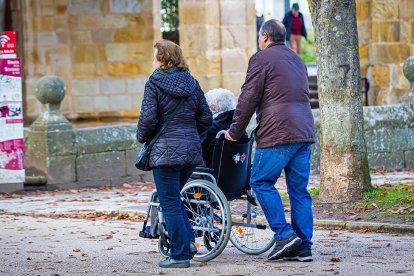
[228,42,315,148]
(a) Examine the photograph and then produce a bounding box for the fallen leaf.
[330,258,341,262]
[73,249,81,252]
[342,209,358,216]
[391,270,409,274]
[388,206,412,214]
[354,205,368,212]
[328,231,338,237]
[355,229,369,233]
[350,214,360,220]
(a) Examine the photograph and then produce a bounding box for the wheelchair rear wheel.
[229,198,275,255]
[181,179,231,262]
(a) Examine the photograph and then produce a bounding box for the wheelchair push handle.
[216,129,256,140]
[215,130,228,139]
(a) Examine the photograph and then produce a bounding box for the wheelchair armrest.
[194,167,214,174]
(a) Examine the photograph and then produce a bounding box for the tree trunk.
[308,0,372,202]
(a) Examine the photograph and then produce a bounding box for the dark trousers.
[153,165,196,260]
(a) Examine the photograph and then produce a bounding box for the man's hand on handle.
[224,131,236,141]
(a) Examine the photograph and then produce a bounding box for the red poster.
[0,31,17,58]
[0,58,21,77]
[0,139,24,170]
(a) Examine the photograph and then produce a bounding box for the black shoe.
[268,233,302,260]
[246,194,258,206]
[159,257,190,268]
[283,247,313,262]
[189,242,198,260]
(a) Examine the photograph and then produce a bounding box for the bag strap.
[147,99,185,148]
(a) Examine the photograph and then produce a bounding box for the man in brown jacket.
[225,19,315,262]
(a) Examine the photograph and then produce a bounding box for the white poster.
[0,57,25,184]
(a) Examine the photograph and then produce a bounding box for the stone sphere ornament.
[403,56,414,83]
[402,56,414,104]
[35,75,66,105]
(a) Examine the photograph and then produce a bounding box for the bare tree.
[308,0,372,202]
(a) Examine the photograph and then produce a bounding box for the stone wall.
[21,0,159,121]
[25,124,152,189]
[357,0,413,105]
[179,0,256,96]
[310,104,414,173]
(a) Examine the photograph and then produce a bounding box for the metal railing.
[308,76,370,109]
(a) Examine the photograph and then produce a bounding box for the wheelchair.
[139,130,275,262]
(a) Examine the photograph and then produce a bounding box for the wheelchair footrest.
[139,230,159,239]
[256,224,267,230]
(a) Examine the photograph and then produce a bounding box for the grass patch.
[363,184,414,208]
[300,32,316,64]
[279,187,319,202]
[359,183,414,219]
[309,188,320,197]
[280,192,289,201]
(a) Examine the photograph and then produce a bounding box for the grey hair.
[205,88,236,118]
[260,19,286,43]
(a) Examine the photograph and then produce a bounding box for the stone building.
[358,0,413,105]
[2,0,256,123]
[1,0,413,123]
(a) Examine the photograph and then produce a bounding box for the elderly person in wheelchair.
[200,88,247,167]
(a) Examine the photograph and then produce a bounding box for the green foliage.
[280,192,290,201]
[309,187,320,196]
[300,32,316,64]
[279,187,320,202]
[161,0,179,32]
[161,0,179,44]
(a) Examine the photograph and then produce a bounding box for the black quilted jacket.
[136,68,212,168]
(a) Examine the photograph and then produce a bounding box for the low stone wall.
[310,104,414,174]
[24,124,151,189]
[73,124,152,185]
[24,104,414,188]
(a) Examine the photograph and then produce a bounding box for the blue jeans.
[153,165,196,260]
[250,143,313,249]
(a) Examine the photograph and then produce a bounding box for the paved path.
[1,215,413,275]
[0,171,413,275]
[1,171,413,218]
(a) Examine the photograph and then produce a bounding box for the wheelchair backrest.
[211,136,253,201]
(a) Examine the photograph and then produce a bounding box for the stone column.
[25,75,76,185]
[220,0,256,96]
[402,56,414,105]
[179,0,256,94]
[179,0,223,90]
